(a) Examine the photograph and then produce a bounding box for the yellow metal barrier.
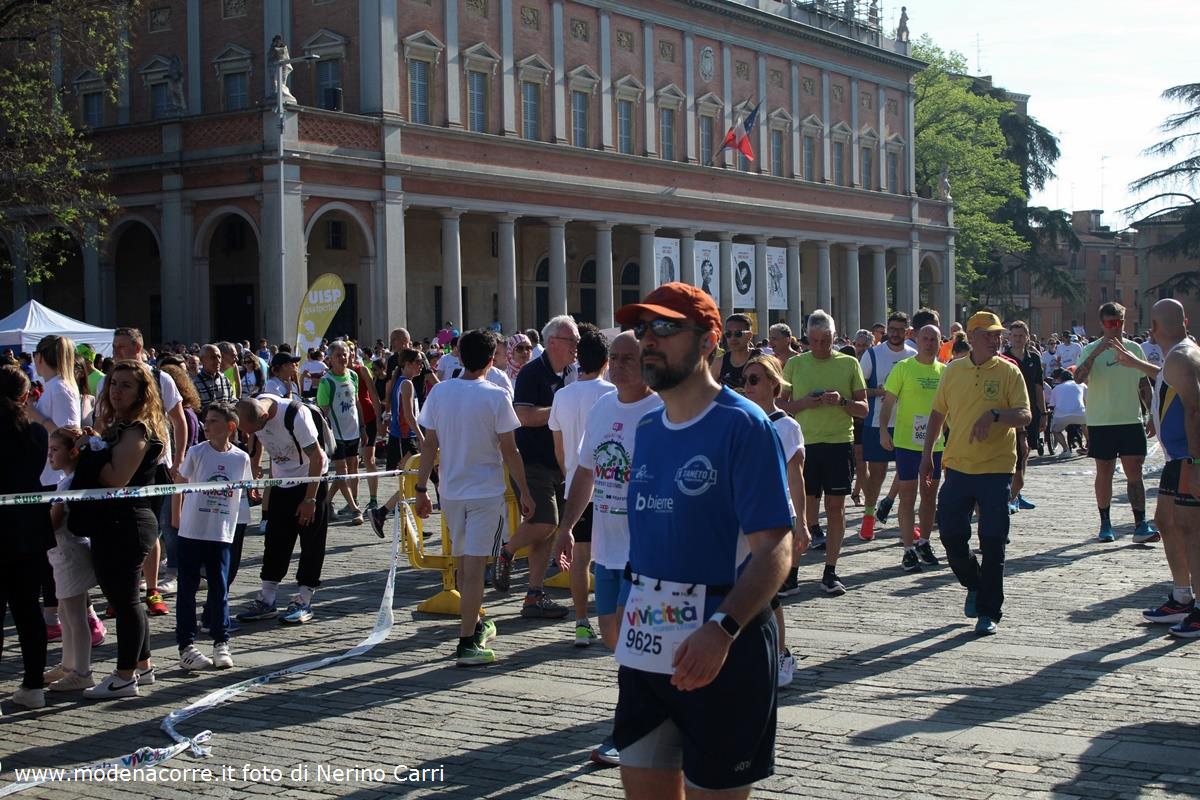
[399,453,589,616]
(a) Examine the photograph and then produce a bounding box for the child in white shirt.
[175,402,252,671]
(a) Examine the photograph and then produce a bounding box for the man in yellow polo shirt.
[920,311,1030,636]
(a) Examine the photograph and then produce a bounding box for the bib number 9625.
[625,628,663,655]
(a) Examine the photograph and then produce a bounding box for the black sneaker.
[777,567,801,597]
[916,539,939,566]
[876,496,894,525]
[820,572,846,596]
[810,531,827,550]
[494,546,514,593]
[369,506,389,539]
[901,549,922,572]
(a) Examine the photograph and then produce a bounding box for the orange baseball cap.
[615,282,723,337]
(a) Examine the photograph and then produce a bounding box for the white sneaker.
[179,645,213,671]
[158,576,178,596]
[137,665,157,685]
[777,649,796,688]
[83,671,140,699]
[212,642,234,670]
[12,686,45,709]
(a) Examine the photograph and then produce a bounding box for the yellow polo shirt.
[932,355,1029,475]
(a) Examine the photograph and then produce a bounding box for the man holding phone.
[1073,302,1158,544]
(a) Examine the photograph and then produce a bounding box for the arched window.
[621,262,640,308]
[578,258,596,324]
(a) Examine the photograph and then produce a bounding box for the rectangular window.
[522,81,540,140]
[409,59,429,124]
[327,220,346,250]
[1115,255,1122,275]
[771,129,784,177]
[1116,287,1123,302]
[886,150,899,193]
[150,82,169,119]
[1101,286,1109,303]
[223,71,248,111]
[82,91,103,128]
[660,108,675,161]
[617,99,633,154]
[738,150,750,172]
[699,115,714,165]
[571,90,588,147]
[861,147,873,189]
[317,59,342,110]
[1100,254,1108,270]
[833,141,845,185]
[802,135,815,180]
[468,70,487,133]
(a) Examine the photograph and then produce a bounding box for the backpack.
[283,397,335,471]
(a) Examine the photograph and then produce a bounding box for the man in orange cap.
[920,311,1031,636]
[610,283,793,797]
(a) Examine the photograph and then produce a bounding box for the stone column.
[718,232,733,319]
[261,107,305,345]
[843,244,860,334]
[548,217,568,317]
[193,257,211,341]
[786,237,802,333]
[497,214,519,332]
[679,229,697,286]
[100,261,117,328]
[943,237,956,329]
[816,241,832,312]
[159,174,187,342]
[896,239,919,315]
[595,222,615,328]
[82,225,102,324]
[870,246,887,325]
[637,225,656,298]
[753,235,769,329]
[440,208,464,328]
[180,202,197,338]
[374,175,407,331]
[11,236,29,307]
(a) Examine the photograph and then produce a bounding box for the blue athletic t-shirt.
[627,386,793,616]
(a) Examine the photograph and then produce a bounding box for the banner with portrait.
[654,238,680,286]
[694,241,720,305]
[732,243,756,309]
[767,247,787,310]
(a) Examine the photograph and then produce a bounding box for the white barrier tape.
[0,469,417,507]
[0,497,410,796]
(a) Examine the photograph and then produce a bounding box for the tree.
[912,37,1083,318]
[911,37,1028,305]
[0,1,136,284]
[1125,82,1200,293]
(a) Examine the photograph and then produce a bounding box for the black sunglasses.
[724,330,750,339]
[632,319,706,340]
[746,374,764,386]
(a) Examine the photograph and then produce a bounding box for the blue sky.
[899,0,1197,230]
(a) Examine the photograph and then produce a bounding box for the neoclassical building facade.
[2,0,955,345]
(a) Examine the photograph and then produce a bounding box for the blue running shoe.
[1098,524,1116,543]
[279,596,314,625]
[1169,610,1200,639]
[1143,596,1195,624]
[1017,495,1036,510]
[975,616,998,636]
[964,589,977,619]
[1133,521,1161,544]
[810,531,827,550]
[590,736,620,767]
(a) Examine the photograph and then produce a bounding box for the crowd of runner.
[3,293,1200,799]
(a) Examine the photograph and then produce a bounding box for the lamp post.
[274,53,319,292]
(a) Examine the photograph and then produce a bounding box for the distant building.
[1134,209,1200,332]
[0,0,955,345]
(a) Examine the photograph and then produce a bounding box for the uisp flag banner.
[717,102,762,163]
[296,273,346,354]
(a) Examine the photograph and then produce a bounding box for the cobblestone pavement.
[3,446,1200,799]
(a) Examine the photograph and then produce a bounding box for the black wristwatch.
[709,612,741,640]
[415,485,428,493]
[991,408,1000,422]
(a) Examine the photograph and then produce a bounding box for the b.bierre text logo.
[634,493,673,512]
[675,455,717,497]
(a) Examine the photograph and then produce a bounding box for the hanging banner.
[767,247,788,310]
[732,243,756,309]
[654,237,680,286]
[695,241,720,306]
[295,273,346,354]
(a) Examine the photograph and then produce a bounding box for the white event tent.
[0,300,115,356]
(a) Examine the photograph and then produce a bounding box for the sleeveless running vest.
[1154,340,1193,461]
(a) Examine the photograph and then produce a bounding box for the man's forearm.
[559,467,595,535]
[500,445,531,499]
[999,408,1032,428]
[716,531,791,625]
[515,405,552,427]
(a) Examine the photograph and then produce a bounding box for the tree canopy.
[912,36,1080,317]
[0,0,135,283]
[1126,82,1200,293]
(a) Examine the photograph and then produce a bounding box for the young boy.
[176,402,253,670]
